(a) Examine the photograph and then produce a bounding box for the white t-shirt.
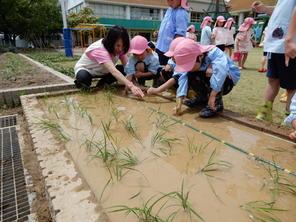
[264,0,296,53]
[225,27,236,45]
[212,27,227,45]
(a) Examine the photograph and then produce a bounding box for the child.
[212,16,227,51]
[147,37,188,115]
[200,16,214,45]
[124,35,161,87]
[234,17,256,69]
[252,1,296,123]
[156,0,189,65]
[224,18,236,57]
[176,39,241,118]
[257,26,268,73]
[186,25,197,41]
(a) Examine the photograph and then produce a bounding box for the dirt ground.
[0,107,51,221]
[0,53,66,90]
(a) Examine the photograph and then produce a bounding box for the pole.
[60,0,73,57]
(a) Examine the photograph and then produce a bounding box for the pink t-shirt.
[86,48,128,64]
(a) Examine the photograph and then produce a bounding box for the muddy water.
[39,90,296,222]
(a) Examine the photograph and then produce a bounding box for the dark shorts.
[263,51,267,56]
[226,44,234,49]
[156,48,170,65]
[216,44,226,52]
[266,53,296,90]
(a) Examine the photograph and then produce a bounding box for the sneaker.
[199,105,223,118]
[184,97,207,107]
[256,101,273,122]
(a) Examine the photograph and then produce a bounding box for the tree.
[67,7,99,27]
[0,0,62,47]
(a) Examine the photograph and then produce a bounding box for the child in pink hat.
[200,16,214,45]
[124,35,161,88]
[224,18,236,57]
[172,39,241,118]
[212,16,227,51]
[186,25,197,41]
[147,37,191,115]
[155,0,189,65]
[234,17,256,69]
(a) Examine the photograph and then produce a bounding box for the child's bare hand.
[172,107,181,116]
[251,1,265,13]
[289,131,296,141]
[147,87,157,95]
[208,95,216,111]
[134,71,143,78]
[285,40,296,66]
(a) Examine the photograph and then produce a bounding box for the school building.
[66,0,212,41]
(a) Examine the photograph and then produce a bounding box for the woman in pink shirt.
[74,26,144,98]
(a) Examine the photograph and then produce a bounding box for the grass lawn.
[224,48,286,124]
[26,48,287,124]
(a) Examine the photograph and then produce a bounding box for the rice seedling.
[111,106,122,122]
[186,137,211,157]
[109,193,174,222]
[122,115,141,142]
[197,148,232,177]
[240,200,287,222]
[168,180,205,222]
[153,115,176,132]
[151,131,179,149]
[36,119,69,141]
[104,89,114,105]
[264,164,296,202]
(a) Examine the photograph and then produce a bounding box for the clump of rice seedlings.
[240,200,287,222]
[186,137,211,157]
[197,148,232,177]
[104,89,114,105]
[169,180,205,222]
[36,119,69,141]
[68,99,94,125]
[151,131,179,149]
[264,164,296,202]
[111,106,122,122]
[122,115,141,142]
[153,114,176,132]
[109,193,173,222]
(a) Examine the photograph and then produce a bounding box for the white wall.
[67,0,84,10]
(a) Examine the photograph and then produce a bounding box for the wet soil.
[35,90,296,222]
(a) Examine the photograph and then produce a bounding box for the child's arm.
[285,7,296,66]
[147,78,176,95]
[251,1,275,15]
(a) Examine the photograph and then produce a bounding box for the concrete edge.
[18,53,74,83]
[20,95,100,222]
[0,83,75,107]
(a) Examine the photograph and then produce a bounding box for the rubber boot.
[256,101,273,122]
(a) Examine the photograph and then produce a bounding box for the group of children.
[73,0,296,140]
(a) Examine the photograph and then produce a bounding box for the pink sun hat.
[129,35,150,54]
[224,18,235,29]
[200,16,214,28]
[174,39,202,72]
[187,25,196,32]
[164,37,186,57]
[215,15,226,27]
[238,17,257,32]
[181,0,189,10]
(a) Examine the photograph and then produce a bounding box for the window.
[91,3,125,19]
[190,12,201,23]
[131,7,160,20]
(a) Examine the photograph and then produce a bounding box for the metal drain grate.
[1,126,30,222]
[0,115,17,128]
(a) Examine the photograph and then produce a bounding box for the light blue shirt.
[264,0,296,53]
[167,58,188,98]
[156,8,189,53]
[285,94,296,126]
[124,53,160,76]
[200,26,212,45]
[200,47,240,92]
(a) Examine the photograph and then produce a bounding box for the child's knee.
[135,62,145,72]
